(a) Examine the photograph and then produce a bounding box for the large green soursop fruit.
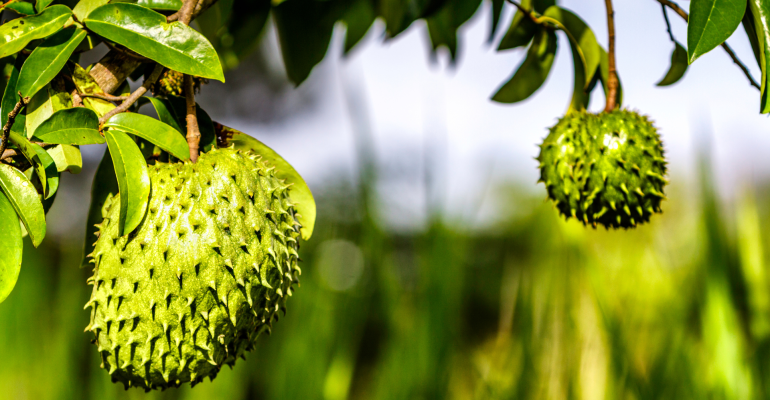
[85,148,301,390]
[537,109,667,228]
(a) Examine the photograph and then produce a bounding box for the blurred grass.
[3,149,770,400]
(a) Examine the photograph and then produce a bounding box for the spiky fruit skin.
[85,148,301,390]
[537,109,667,228]
[152,70,206,97]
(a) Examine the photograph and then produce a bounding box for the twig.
[185,75,200,162]
[604,0,619,111]
[167,0,215,22]
[1,143,55,161]
[504,0,539,23]
[0,93,30,159]
[655,0,760,90]
[80,93,129,102]
[660,4,675,43]
[99,65,165,124]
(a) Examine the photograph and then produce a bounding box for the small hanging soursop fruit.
[85,148,301,390]
[537,109,667,228]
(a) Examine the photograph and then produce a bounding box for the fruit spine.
[85,148,301,390]
[537,109,668,228]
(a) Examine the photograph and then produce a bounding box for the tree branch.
[604,0,619,111]
[80,93,129,103]
[99,65,165,125]
[0,93,30,159]
[655,0,760,90]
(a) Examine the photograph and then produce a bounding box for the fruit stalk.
[604,0,618,112]
[179,0,202,162]
[185,74,201,162]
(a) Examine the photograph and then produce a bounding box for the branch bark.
[655,0,760,90]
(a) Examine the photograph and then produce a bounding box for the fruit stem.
[604,0,619,112]
[185,75,201,162]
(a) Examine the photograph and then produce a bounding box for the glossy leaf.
[222,124,316,240]
[0,5,72,58]
[85,3,224,81]
[0,163,46,247]
[543,6,600,88]
[745,0,770,113]
[36,0,54,11]
[113,0,182,11]
[657,42,690,86]
[9,131,58,199]
[81,149,118,267]
[33,108,103,145]
[6,1,35,15]
[105,130,151,236]
[145,96,182,132]
[688,0,747,63]
[1,55,23,133]
[25,84,71,138]
[16,27,86,99]
[73,0,110,21]
[0,190,22,304]
[103,113,190,160]
[71,63,115,118]
[47,144,83,174]
[492,28,557,104]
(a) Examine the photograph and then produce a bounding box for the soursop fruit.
[537,109,667,228]
[85,148,301,390]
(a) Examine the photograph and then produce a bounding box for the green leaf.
[425,0,482,61]
[159,95,215,152]
[73,0,109,20]
[47,144,82,174]
[81,148,118,267]
[25,83,71,138]
[145,96,182,132]
[196,0,270,70]
[105,130,151,236]
[112,0,183,11]
[1,55,23,132]
[497,0,554,50]
[342,0,376,54]
[71,63,115,117]
[0,190,22,304]
[36,0,54,12]
[273,0,338,85]
[489,0,504,43]
[492,28,557,104]
[103,113,190,160]
[0,5,72,59]
[657,41,690,86]
[688,0,747,63]
[745,0,770,113]
[543,6,600,88]
[6,1,36,15]
[0,163,46,247]
[9,131,58,199]
[221,124,316,240]
[16,27,86,100]
[33,108,103,144]
[85,3,224,81]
